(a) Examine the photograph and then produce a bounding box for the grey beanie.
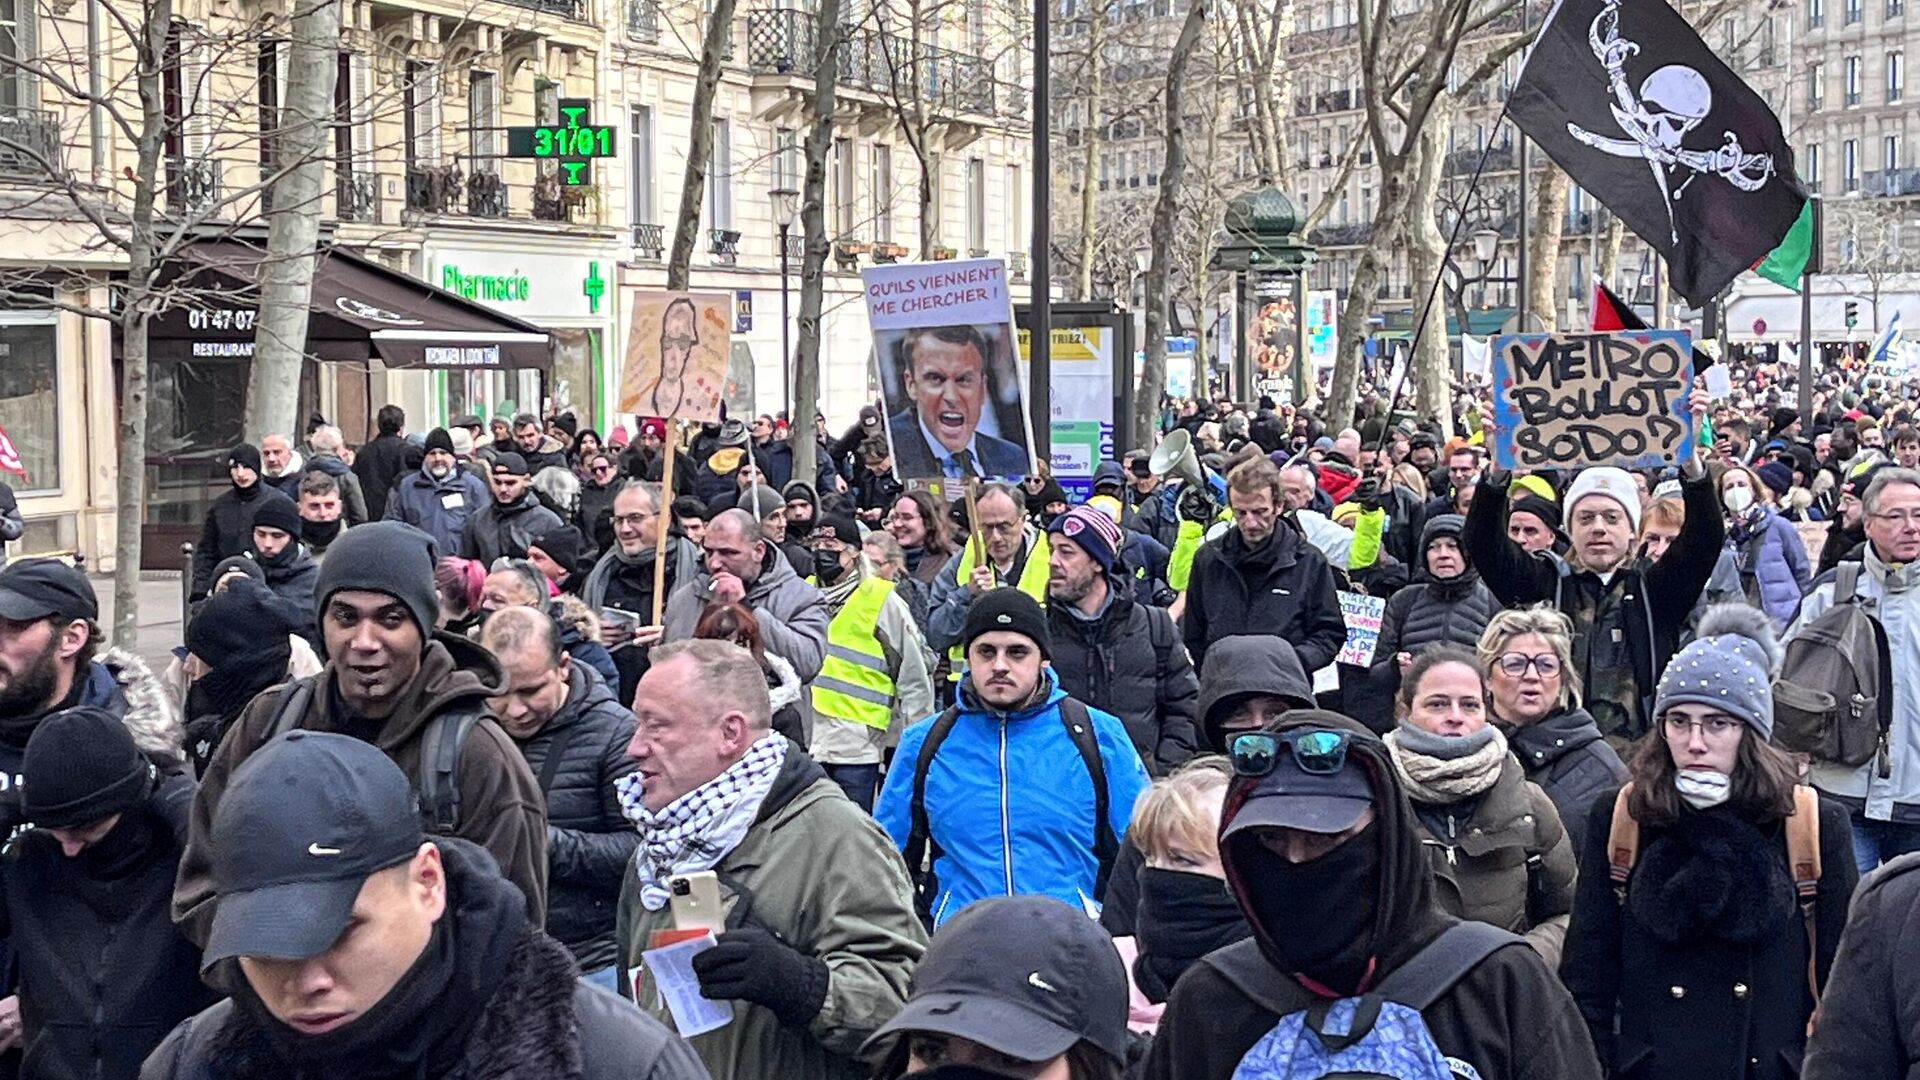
[313,521,441,642]
[1653,604,1782,739]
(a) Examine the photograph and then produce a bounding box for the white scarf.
[617,732,789,911]
[1676,768,1731,810]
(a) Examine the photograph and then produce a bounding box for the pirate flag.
[1509,0,1808,307]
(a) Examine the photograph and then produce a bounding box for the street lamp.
[1471,228,1500,265]
[770,187,799,419]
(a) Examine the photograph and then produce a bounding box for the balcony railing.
[468,170,508,217]
[747,8,1004,118]
[1562,209,1613,234]
[502,0,584,18]
[405,164,459,214]
[1309,222,1372,246]
[0,106,62,179]
[710,228,740,264]
[782,232,805,260]
[336,169,378,223]
[628,0,661,41]
[633,221,665,258]
[1862,167,1920,196]
[166,156,222,214]
[1443,145,1516,175]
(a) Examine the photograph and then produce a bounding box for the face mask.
[1136,868,1249,992]
[1676,767,1731,809]
[1723,486,1755,514]
[813,548,846,584]
[1235,820,1380,994]
[302,517,342,547]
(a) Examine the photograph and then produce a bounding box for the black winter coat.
[1564,789,1857,1080]
[351,433,413,520]
[1182,525,1346,675]
[1351,568,1499,726]
[1,775,218,1080]
[460,493,565,565]
[190,487,293,598]
[1805,851,1920,1078]
[1503,707,1626,854]
[514,665,640,973]
[1047,583,1198,773]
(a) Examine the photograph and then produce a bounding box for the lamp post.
[770,186,799,420]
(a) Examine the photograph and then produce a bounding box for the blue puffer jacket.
[1727,506,1810,628]
[385,465,491,556]
[875,670,1149,928]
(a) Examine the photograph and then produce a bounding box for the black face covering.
[813,548,847,584]
[303,517,343,548]
[1135,868,1250,1003]
[905,1067,1045,1080]
[73,804,161,881]
[1234,821,1381,995]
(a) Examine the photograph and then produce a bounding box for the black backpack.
[266,677,484,832]
[901,696,1120,927]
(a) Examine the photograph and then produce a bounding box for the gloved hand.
[692,926,829,1028]
[1177,485,1216,525]
[1352,477,1389,513]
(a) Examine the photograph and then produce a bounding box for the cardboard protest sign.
[619,291,732,422]
[1490,330,1695,470]
[863,258,1034,483]
[1336,590,1386,667]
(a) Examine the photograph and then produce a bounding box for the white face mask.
[1723,485,1755,514]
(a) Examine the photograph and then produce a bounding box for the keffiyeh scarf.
[617,732,789,911]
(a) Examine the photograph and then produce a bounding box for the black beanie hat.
[250,496,301,538]
[314,521,441,641]
[816,513,862,548]
[210,555,265,587]
[22,707,153,828]
[1508,493,1562,533]
[226,444,262,473]
[528,526,585,576]
[189,577,301,667]
[424,428,456,456]
[962,588,1052,660]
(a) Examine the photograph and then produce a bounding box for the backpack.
[266,676,484,832]
[1773,562,1894,776]
[900,697,1119,927]
[1606,782,1824,1007]
[1218,921,1521,1079]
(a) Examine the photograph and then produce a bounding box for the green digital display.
[505,98,614,186]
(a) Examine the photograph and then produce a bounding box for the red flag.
[0,425,26,479]
[1588,277,1715,373]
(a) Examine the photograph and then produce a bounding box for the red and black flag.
[1590,278,1716,371]
[1508,0,1811,306]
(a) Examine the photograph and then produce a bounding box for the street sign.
[505,97,615,186]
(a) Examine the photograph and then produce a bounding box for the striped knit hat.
[1048,504,1122,573]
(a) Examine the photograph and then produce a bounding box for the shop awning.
[164,241,552,370]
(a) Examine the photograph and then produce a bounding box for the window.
[831,136,852,237]
[966,158,985,251]
[403,61,440,166]
[871,143,893,241]
[1804,142,1822,192]
[1891,52,1905,101]
[1005,163,1023,253]
[258,40,284,169]
[774,127,800,191]
[1809,63,1825,109]
[0,0,39,110]
[1846,55,1862,104]
[629,105,654,224]
[468,71,499,169]
[1887,133,1902,171]
[1809,0,1824,26]
[706,118,733,230]
[1846,0,1862,22]
[1844,137,1859,190]
[1892,0,1905,17]
[0,313,59,494]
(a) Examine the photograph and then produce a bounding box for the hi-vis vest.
[812,576,899,730]
[948,533,1052,682]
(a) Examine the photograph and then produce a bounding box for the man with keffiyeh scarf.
[614,639,925,1080]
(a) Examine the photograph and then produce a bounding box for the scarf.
[1676,768,1731,809]
[1385,723,1508,804]
[1134,868,1249,1003]
[617,732,788,910]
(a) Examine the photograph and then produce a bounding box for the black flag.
[1508,0,1807,307]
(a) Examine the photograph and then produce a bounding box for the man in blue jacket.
[385,427,489,555]
[875,589,1148,927]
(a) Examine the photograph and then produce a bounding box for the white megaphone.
[1149,429,1207,490]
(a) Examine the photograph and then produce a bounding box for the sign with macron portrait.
[862,258,1035,483]
[1489,330,1695,470]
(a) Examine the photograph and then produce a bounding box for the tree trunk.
[1328,166,1411,419]
[666,0,739,289]
[1072,12,1101,302]
[917,155,937,259]
[1597,214,1626,290]
[792,0,843,486]
[246,0,340,442]
[114,0,173,645]
[1406,97,1453,438]
[1526,162,1567,332]
[1135,0,1206,449]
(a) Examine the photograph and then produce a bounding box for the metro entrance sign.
[505,97,616,186]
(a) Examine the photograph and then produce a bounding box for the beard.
[0,634,64,720]
[1048,572,1095,606]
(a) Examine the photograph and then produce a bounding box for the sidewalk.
[93,572,192,674]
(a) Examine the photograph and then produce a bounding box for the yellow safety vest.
[948,533,1052,682]
[812,576,898,730]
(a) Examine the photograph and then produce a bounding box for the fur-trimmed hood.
[85,647,188,772]
[765,652,802,713]
[551,593,602,644]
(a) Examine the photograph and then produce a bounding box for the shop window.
[0,314,60,495]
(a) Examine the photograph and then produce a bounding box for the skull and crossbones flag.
[1509,0,1809,307]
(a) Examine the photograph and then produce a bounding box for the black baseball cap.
[202,731,425,971]
[491,451,530,477]
[1221,723,1376,836]
[451,413,483,429]
[863,895,1129,1066]
[0,558,98,622]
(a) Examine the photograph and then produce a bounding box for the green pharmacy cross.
[506,97,616,186]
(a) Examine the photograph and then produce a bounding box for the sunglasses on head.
[1228,728,1353,778]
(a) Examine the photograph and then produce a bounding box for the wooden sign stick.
[650,421,680,625]
[963,478,987,575]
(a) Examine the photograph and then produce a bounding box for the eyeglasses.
[1661,713,1744,737]
[1495,652,1562,677]
[1871,510,1920,528]
[1228,729,1352,778]
[613,512,655,528]
[978,519,1021,537]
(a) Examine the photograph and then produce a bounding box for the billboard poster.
[1017,326,1115,503]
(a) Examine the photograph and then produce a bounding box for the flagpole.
[1515,0,1531,325]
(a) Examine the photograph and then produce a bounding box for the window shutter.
[351,52,372,163]
[183,28,210,158]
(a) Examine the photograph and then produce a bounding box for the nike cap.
[862,896,1129,1067]
[202,730,425,971]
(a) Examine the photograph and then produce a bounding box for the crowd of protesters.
[0,355,1919,1079]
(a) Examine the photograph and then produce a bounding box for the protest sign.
[1336,590,1386,667]
[1490,330,1695,470]
[863,258,1034,482]
[1018,325,1114,502]
[618,291,732,422]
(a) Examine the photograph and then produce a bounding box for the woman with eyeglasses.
[886,492,958,589]
[1720,463,1811,629]
[1477,607,1625,853]
[1385,645,1578,968]
[1563,604,1856,1080]
[579,453,621,553]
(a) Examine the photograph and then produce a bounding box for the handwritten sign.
[1490,330,1695,470]
[1336,590,1386,667]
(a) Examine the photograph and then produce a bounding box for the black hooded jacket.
[1140,712,1601,1080]
[1046,572,1198,773]
[1354,515,1500,729]
[191,486,296,599]
[1500,707,1626,854]
[1182,524,1347,675]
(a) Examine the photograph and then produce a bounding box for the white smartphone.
[668,871,726,933]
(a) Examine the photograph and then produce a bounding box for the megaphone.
[1150,429,1207,490]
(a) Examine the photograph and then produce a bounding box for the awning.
[159,240,551,370]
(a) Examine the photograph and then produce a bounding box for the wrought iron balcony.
[747,8,1004,117]
[336,169,378,223]
[502,0,583,18]
[628,0,661,41]
[406,164,459,214]
[468,170,508,217]
[633,222,665,259]
[1309,222,1372,246]
[710,228,741,264]
[166,156,222,214]
[1862,167,1920,196]
[0,106,62,179]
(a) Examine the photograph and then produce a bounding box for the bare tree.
[666,0,740,287]
[1135,0,1207,448]
[1832,197,1920,331]
[792,0,847,486]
